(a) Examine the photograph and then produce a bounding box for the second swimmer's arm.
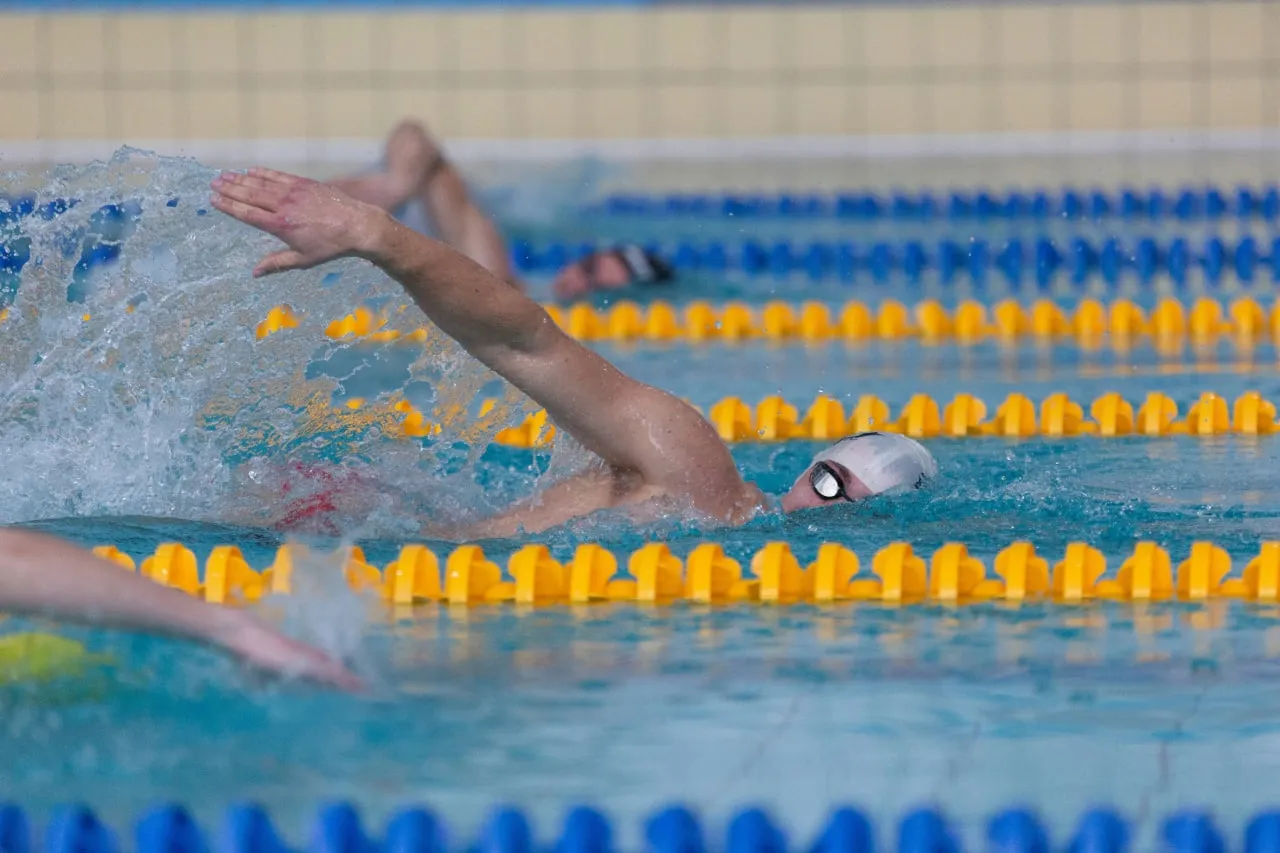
[0,528,361,689]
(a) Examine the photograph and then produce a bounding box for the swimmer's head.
[553,245,675,300]
[780,432,937,513]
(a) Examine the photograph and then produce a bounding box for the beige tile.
[1068,80,1127,131]
[930,82,991,134]
[999,82,1062,133]
[723,84,781,135]
[319,89,375,137]
[1139,78,1195,129]
[384,88,452,132]
[655,84,716,137]
[1209,76,1264,129]
[454,87,510,137]
[865,83,922,134]
[180,16,241,76]
[929,7,986,70]
[51,90,108,139]
[863,8,920,74]
[1066,5,1127,69]
[49,15,107,76]
[317,14,373,75]
[512,11,581,75]
[0,91,39,140]
[115,15,175,77]
[185,89,243,139]
[585,85,644,138]
[254,89,310,137]
[724,9,781,73]
[1208,3,1265,66]
[996,7,1057,70]
[384,12,449,74]
[1137,2,1195,66]
[0,15,39,76]
[118,88,175,139]
[793,84,861,135]
[521,86,578,137]
[453,12,509,74]
[653,10,714,73]
[586,11,644,73]
[792,9,853,71]
[251,14,308,76]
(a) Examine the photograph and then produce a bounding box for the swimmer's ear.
[254,249,309,277]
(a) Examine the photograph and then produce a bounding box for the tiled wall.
[0,2,1277,151]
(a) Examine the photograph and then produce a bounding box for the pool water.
[3,149,1280,842]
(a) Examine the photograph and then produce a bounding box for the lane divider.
[350,391,1280,446]
[0,801,1255,853]
[587,183,1280,222]
[91,539,1280,607]
[512,235,1280,287]
[266,297,1280,346]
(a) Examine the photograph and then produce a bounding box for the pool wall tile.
[0,2,1277,164]
[179,15,242,76]
[0,91,41,140]
[50,89,110,139]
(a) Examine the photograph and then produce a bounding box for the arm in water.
[0,528,362,690]
[209,168,757,527]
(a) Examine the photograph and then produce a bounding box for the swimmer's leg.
[330,120,518,288]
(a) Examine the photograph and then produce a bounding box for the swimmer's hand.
[215,610,366,692]
[210,168,389,278]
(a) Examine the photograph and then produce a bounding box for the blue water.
[4,150,1280,840]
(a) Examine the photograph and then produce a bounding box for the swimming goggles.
[810,461,850,502]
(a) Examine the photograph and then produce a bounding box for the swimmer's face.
[553,251,633,299]
[779,458,874,512]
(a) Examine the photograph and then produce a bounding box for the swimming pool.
[4,150,1280,847]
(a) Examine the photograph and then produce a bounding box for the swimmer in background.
[328,120,676,301]
[0,527,361,690]
[210,168,937,539]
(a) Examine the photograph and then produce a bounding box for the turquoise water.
[4,151,1280,841]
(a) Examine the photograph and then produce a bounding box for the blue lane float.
[0,803,1278,853]
[585,185,1280,223]
[512,235,1279,289]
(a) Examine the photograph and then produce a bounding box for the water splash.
[0,148,560,535]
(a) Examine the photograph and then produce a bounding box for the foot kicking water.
[211,168,937,539]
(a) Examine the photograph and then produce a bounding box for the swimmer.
[0,528,362,690]
[209,168,937,538]
[328,120,677,300]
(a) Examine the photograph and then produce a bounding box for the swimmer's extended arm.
[211,169,751,520]
[0,528,362,690]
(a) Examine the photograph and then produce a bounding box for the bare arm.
[210,169,751,520]
[0,528,361,690]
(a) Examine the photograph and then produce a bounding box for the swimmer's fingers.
[212,173,288,212]
[209,192,281,232]
[247,167,304,187]
[254,249,308,278]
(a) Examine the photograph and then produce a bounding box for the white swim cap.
[813,432,938,496]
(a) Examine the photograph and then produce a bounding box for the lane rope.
[92,539,1280,607]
